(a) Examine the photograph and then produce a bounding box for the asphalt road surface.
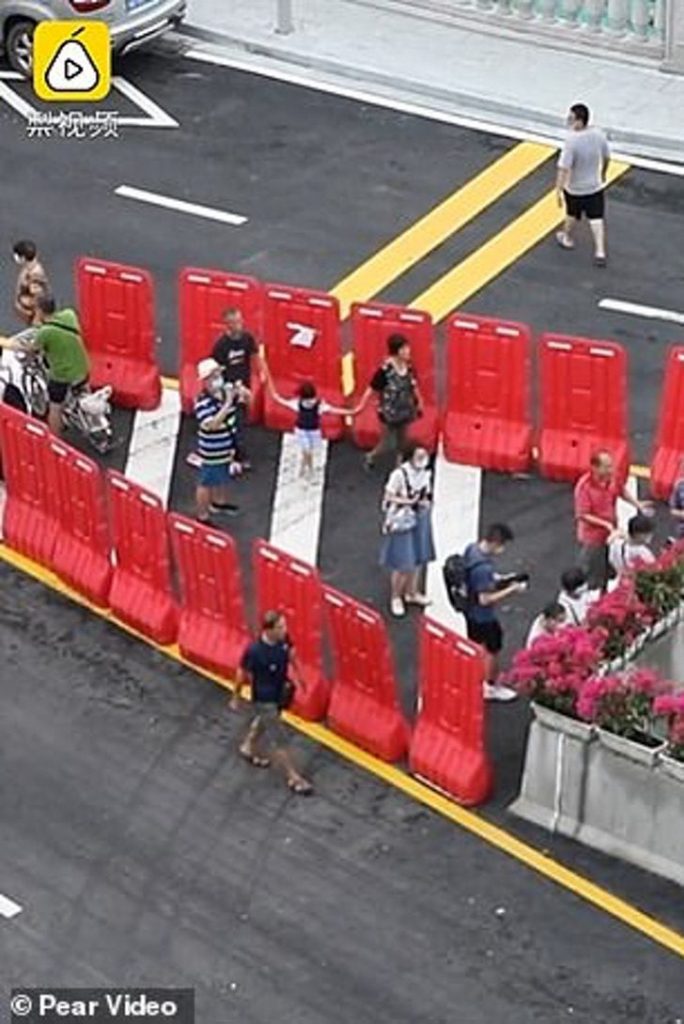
[1,43,684,1022]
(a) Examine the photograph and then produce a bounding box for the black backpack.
[443,552,485,613]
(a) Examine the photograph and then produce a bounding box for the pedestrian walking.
[211,307,262,467]
[462,523,526,702]
[13,240,50,327]
[557,567,595,626]
[359,334,423,470]
[555,103,611,267]
[573,450,648,591]
[668,457,684,539]
[379,442,435,618]
[526,601,567,648]
[265,371,362,480]
[230,610,313,796]
[609,513,656,576]
[193,357,243,524]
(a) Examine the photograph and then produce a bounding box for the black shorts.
[564,189,605,221]
[466,618,504,655]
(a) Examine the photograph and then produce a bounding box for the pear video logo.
[34,21,111,102]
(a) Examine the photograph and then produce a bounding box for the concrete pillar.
[606,0,629,34]
[584,0,607,31]
[538,0,559,20]
[663,1,684,69]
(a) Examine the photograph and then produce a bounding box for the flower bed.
[506,541,684,762]
[509,542,684,885]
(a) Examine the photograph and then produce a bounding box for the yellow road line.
[411,160,630,321]
[330,142,554,320]
[1,540,682,960]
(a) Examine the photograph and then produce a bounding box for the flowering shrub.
[586,582,654,661]
[577,669,672,740]
[654,693,684,762]
[634,541,684,619]
[504,627,604,717]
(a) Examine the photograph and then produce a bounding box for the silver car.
[1,0,186,74]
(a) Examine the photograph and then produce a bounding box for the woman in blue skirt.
[379,442,436,617]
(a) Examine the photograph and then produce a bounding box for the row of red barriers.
[76,257,683,490]
[0,402,491,805]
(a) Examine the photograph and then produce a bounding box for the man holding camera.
[463,523,527,702]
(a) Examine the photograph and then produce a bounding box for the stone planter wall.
[513,707,684,885]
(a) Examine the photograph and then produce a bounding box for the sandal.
[240,750,270,769]
[555,231,575,250]
[288,778,313,796]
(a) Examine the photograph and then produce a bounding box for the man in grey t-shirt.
[555,103,611,267]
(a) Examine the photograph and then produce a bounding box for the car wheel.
[6,20,36,77]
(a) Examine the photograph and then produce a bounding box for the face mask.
[413,456,429,471]
[13,253,22,265]
[571,585,588,598]
[209,378,224,396]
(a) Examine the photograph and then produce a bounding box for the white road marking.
[123,387,182,508]
[114,185,248,226]
[0,893,22,919]
[599,298,684,326]
[184,50,684,178]
[425,449,482,630]
[269,433,328,564]
[0,71,178,129]
[111,76,179,128]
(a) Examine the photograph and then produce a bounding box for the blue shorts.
[294,427,323,451]
[199,462,231,487]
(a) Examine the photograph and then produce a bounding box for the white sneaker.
[390,597,405,618]
[483,681,517,703]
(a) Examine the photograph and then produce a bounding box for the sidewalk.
[183,0,684,165]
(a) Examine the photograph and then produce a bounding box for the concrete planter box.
[513,708,684,885]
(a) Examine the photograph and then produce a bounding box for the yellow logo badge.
[33,21,111,102]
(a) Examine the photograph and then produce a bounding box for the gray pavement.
[183,0,684,162]
[2,563,684,1024]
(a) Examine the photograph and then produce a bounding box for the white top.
[385,463,432,503]
[609,538,656,575]
[526,615,552,648]
[557,588,598,627]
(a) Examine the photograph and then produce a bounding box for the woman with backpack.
[379,443,435,617]
[360,334,423,471]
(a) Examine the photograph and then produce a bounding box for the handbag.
[382,466,417,534]
[278,679,296,711]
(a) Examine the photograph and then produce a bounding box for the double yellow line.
[335,141,630,392]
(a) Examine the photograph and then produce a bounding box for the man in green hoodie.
[34,294,90,435]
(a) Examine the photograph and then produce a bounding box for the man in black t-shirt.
[230,610,313,795]
[211,307,261,465]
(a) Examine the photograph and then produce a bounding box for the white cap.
[197,357,220,381]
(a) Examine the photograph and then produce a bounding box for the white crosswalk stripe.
[123,387,182,508]
[269,433,328,564]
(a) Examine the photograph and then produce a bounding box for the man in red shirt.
[574,450,647,591]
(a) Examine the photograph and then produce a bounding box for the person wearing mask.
[379,443,435,618]
[463,523,526,702]
[526,602,568,648]
[574,450,648,592]
[211,307,261,468]
[230,610,313,796]
[557,567,595,626]
[265,372,362,480]
[609,514,656,576]
[669,457,684,540]
[194,358,244,523]
[13,239,50,326]
[359,334,423,471]
[555,103,611,267]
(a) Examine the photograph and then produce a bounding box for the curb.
[179,23,684,165]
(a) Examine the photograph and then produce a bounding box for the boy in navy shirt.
[231,611,313,795]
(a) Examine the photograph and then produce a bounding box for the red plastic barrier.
[323,586,410,760]
[444,314,533,472]
[0,406,58,565]
[262,284,345,439]
[48,440,112,606]
[409,618,492,805]
[178,267,264,420]
[253,540,329,720]
[350,302,438,451]
[169,514,249,678]
[651,346,684,500]
[106,471,178,644]
[77,257,161,410]
[538,334,629,483]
